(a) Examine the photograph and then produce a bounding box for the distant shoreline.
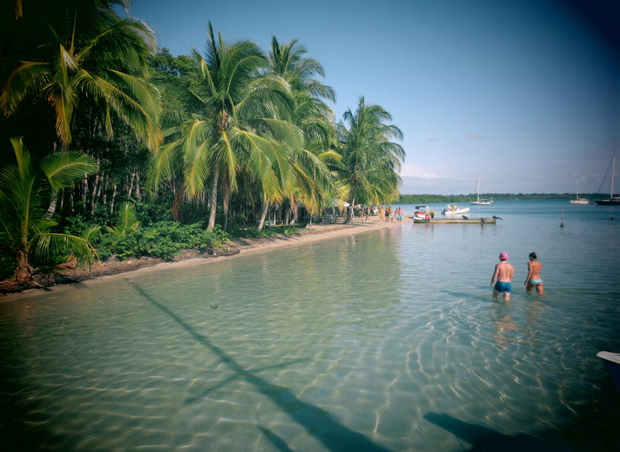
[399,193,607,203]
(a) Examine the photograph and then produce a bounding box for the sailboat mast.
[611,156,615,199]
[477,177,480,203]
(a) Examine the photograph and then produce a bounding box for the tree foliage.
[0,138,99,283]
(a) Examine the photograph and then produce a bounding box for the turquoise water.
[1,200,619,451]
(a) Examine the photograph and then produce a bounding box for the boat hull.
[595,199,620,206]
[413,212,430,222]
[597,351,620,392]
[570,199,589,205]
[442,209,470,216]
[471,201,492,205]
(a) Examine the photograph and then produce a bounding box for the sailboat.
[470,177,493,205]
[595,156,620,206]
[569,180,589,205]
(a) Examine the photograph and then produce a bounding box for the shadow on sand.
[132,283,392,452]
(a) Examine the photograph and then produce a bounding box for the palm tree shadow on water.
[132,284,392,452]
[423,412,559,452]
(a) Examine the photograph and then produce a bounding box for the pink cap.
[499,252,508,260]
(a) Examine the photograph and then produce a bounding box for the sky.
[123,0,619,195]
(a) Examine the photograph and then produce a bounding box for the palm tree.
[150,23,301,230]
[0,0,161,150]
[0,138,99,284]
[267,37,338,222]
[334,97,405,223]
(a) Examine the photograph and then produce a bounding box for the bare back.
[527,260,542,279]
[495,261,514,282]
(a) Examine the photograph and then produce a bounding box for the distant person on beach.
[524,252,544,295]
[491,252,514,301]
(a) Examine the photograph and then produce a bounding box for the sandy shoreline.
[2,216,403,300]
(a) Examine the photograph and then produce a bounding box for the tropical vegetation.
[0,1,405,286]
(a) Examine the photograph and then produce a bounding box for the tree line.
[0,1,404,283]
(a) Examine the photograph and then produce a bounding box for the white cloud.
[400,164,441,178]
[467,134,485,140]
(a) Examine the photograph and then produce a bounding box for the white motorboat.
[570,179,589,205]
[471,177,493,205]
[413,205,433,223]
[442,204,470,216]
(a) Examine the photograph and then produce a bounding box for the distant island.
[398,193,605,204]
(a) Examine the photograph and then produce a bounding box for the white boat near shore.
[442,204,470,216]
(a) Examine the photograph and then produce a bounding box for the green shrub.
[230,225,301,239]
[88,221,231,262]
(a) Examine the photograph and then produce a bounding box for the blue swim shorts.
[494,281,512,293]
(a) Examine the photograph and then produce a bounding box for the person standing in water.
[491,252,514,301]
[525,252,544,295]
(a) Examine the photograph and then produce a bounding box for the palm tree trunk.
[102,175,108,206]
[110,184,117,215]
[70,182,75,213]
[59,188,64,213]
[345,194,356,224]
[82,174,88,212]
[135,173,141,201]
[207,170,219,230]
[291,198,298,225]
[44,191,59,219]
[257,196,269,231]
[172,184,185,221]
[223,188,230,232]
[91,171,100,214]
[127,172,136,200]
[15,250,33,284]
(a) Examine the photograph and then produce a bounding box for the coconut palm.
[267,37,338,221]
[0,0,161,150]
[334,97,405,223]
[0,138,99,284]
[150,23,301,230]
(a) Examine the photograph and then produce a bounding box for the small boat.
[442,204,470,216]
[471,177,493,205]
[413,205,432,223]
[597,351,620,392]
[595,156,620,206]
[570,179,589,205]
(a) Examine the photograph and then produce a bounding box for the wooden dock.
[413,217,496,224]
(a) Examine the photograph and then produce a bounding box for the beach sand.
[2,216,402,299]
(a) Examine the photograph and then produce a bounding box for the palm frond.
[34,232,98,266]
[41,151,99,193]
[0,61,49,116]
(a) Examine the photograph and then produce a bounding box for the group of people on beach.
[383,206,403,222]
[490,252,543,301]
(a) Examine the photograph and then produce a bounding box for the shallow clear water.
[1,200,619,451]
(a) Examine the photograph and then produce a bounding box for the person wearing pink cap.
[490,252,514,301]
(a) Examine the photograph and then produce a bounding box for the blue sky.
[125,0,618,195]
